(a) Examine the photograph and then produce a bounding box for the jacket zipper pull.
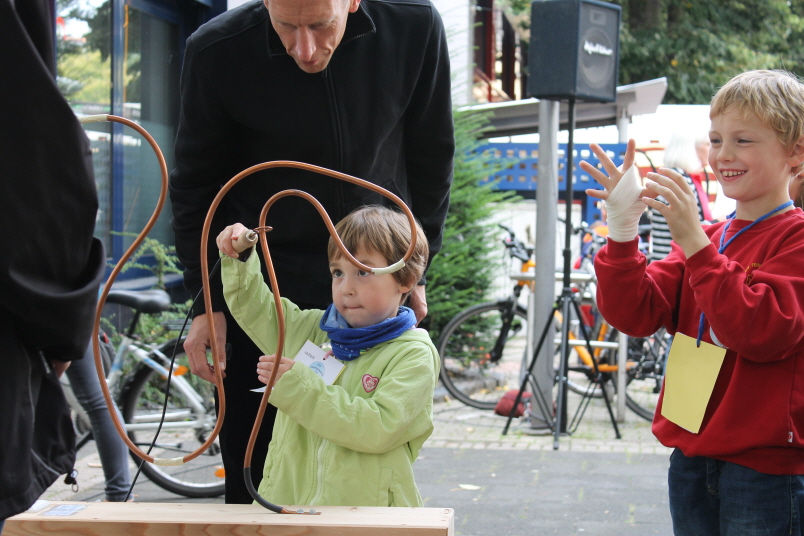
[64,468,80,493]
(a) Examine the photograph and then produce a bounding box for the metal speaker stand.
[502,98,621,448]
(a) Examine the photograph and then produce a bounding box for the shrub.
[422,109,518,342]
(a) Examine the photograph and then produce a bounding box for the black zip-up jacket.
[170,0,455,314]
[1,0,105,519]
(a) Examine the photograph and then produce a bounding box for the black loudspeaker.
[527,0,621,102]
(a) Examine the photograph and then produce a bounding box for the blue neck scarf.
[319,304,416,360]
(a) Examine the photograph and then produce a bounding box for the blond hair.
[710,70,804,173]
[327,205,429,291]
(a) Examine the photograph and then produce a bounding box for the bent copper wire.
[81,116,417,513]
[201,162,418,513]
[79,114,227,469]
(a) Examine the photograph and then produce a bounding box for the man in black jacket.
[0,0,106,526]
[169,0,454,503]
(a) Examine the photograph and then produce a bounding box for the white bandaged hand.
[605,164,644,242]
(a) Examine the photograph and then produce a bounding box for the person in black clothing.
[0,0,106,528]
[169,0,454,503]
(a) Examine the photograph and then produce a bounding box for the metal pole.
[554,97,576,448]
[617,107,629,144]
[530,99,559,428]
[616,106,630,422]
[617,331,627,422]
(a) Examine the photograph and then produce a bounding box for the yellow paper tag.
[660,333,727,434]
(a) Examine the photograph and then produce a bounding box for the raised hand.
[643,168,710,258]
[216,223,251,259]
[579,140,651,242]
[580,140,639,200]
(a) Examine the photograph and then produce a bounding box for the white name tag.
[293,340,345,385]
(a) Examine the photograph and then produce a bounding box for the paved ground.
[36,392,674,535]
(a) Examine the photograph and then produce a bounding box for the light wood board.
[5,501,454,535]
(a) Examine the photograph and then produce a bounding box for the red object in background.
[580,304,594,327]
[689,171,714,221]
[494,390,532,418]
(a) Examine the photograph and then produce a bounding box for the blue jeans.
[668,448,803,535]
[65,344,131,501]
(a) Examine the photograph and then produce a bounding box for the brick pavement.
[30,389,674,535]
[38,391,671,502]
[429,395,672,456]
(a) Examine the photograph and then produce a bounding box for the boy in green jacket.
[217,205,438,507]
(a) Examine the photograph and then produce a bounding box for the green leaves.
[422,109,518,341]
[109,233,183,290]
[615,0,804,103]
[504,0,804,103]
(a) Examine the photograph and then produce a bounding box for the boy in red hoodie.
[582,70,804,535]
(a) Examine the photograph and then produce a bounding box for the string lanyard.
[696,200,794,347]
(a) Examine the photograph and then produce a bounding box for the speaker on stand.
[527,0,621,103]
[504,0,622,448]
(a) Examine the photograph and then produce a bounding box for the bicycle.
[61,288,224,498]
[560,221,668,421]
[437,224,669,421]
[555,263,669,422]
[437,224,537,410]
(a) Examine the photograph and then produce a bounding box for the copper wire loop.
[85,116,418,510]
[82,114,222,467]
[202,164,417,474]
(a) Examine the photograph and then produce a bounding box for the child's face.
[329,246,412,329]
[709,108,804,219]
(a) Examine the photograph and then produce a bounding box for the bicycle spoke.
[439,302,532,410]
[122,343,225,497]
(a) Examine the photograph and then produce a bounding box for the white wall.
[492,105,713,147]
[432,0,474,107]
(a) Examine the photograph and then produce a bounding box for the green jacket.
[222,252,439,507]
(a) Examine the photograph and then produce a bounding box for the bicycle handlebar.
[497,223,532,263]
[558,217,594,236]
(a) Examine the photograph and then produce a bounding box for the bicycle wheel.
[622,327,669,421]
[560,351,614,399]
[558,322,667,421]
[556,314,612,398]
[437,300,535,410]
[120,339,224,498]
